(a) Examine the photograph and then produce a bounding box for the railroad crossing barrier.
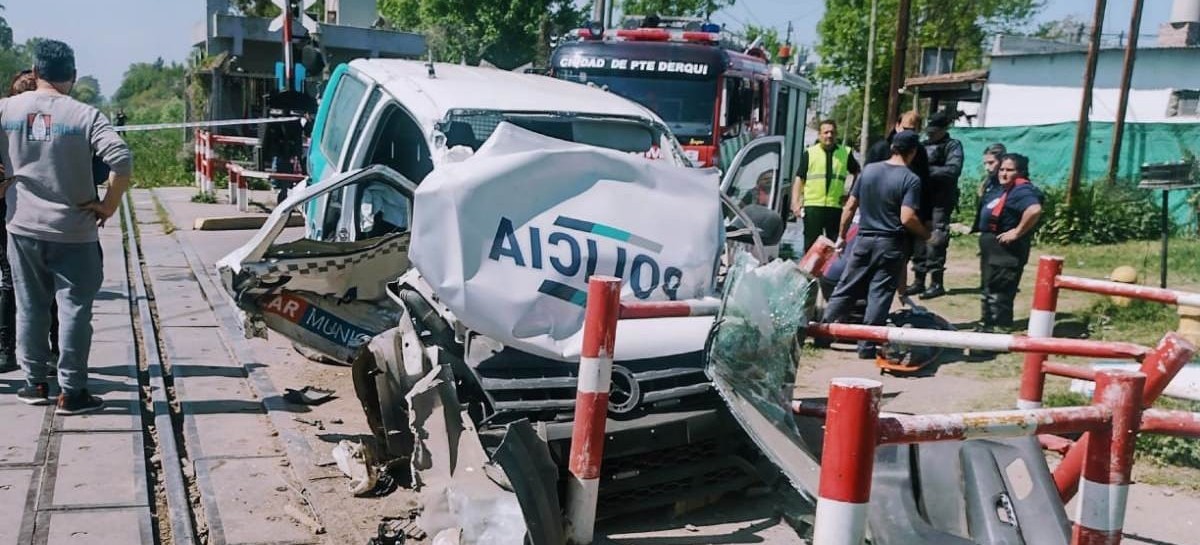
[1020,255,1200,410]
[193,129,308,205]
[804,322,1198,527]
[224,163,306,212]
[806,370,1145,545]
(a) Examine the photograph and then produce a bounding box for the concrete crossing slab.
[195,457,315,545]
[0,401,48,467]
[50,432,147,508]
[41,506,154,545]
[0,469,34,545]
[163,326,237,367]
[186,412,282,461]
[140,233,192,269]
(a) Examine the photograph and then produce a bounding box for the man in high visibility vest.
[790,119,861,253]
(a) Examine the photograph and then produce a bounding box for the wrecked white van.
[218,61,796,543]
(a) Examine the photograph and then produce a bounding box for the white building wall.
[981,47,1200,126]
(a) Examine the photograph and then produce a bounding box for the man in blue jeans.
[0,40,131,414]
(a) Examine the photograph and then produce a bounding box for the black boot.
[0,288,15,373]
[903,274,926,296]
[921,273,946,299]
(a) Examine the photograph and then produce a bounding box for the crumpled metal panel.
[408,357,526,545]
[707,251,822,500]
[492,420,565,545]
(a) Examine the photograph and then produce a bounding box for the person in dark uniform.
[971,143,1007,233]
[866,110,931,297]
[905,109,963,299]
[822,131,931,359]
[790,120,861,252]
[977,153,1043,332]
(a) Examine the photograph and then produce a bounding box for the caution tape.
[115,116,302,132]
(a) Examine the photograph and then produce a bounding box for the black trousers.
[979,232,1031,328]
[911,189,957,277]
[822,235,904,350]
[803,206,841,253]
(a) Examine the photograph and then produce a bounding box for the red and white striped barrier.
[805,323,1149,361]
[1020,255,1200,410]
[812,378,881,545]
[1021,256,1065,409]
[565,276,622,545]
[1051,332,1195,502]
[618,298,721,319]
[1073,370,1143,545]
[810,370,1144,545]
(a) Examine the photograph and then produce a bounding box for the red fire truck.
[550,16,812,174]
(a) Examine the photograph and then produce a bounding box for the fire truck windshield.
[558,70,716,145]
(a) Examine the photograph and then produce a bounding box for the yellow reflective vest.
[802,144,852,208]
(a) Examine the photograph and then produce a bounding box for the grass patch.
[1037,237,1200,288]
[1043,387,1200,470]
[150,193,177,235]
[1078,299,1179,346]
[190,191,217,204]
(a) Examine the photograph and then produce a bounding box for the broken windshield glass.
[707,250,822,499]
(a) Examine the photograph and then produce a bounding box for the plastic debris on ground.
[332,440,379,496]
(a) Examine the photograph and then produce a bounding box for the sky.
[3,0,1181,97]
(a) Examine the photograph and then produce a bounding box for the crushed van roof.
[348,58,667,129]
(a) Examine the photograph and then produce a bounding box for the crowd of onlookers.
[794,111,1043,358]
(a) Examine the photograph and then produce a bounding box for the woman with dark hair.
[975,153,1043,332]
[0,71,38,371]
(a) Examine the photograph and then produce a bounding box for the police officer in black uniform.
[977,153,1043,332]
[822,131,931,359]
[905,109,963,299]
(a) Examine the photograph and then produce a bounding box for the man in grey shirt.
[0,40,131,414]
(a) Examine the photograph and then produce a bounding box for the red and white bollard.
[1073,369,1144,545]
[1020,255,1064,409]
[1053,332,1196,501]
[812,378,882,545]
[227,164,238,205]
[194,129,202,188]
[565,276,622,545]
[236,170,249,212]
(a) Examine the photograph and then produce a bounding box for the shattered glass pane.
[708,250,822,499]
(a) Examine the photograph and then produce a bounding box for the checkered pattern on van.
[266,236,409,276]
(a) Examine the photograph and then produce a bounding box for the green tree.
[620,0,734,18]
[379,0,586,69]
[816,0,1041,145]
[71,75,103,106]
[0,3,12,50]
[742,23,781,60]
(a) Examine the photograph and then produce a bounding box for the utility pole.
[1066,0,1108,205]
[885,0,912,130]
[860,0,879,153]
[607,0,615,29]
[1107,0,1145,181]
[593,0,605,25]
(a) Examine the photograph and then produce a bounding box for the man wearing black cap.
[822,131,931,359]
[905,109,963,299]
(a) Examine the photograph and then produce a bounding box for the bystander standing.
[821,131,930,359]
[0,40,132,414]
[976,153,1043,332]
[906,109,963,299]
[790,120,861,252]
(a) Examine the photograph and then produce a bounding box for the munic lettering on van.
[488,214,684,305]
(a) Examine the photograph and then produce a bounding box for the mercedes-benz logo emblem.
[608,365,642,415]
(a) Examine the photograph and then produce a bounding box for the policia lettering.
[488,217,684,300]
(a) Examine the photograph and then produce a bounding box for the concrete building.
[193,0,426,124]
[905,0,1200,128]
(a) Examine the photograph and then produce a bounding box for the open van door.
[218,165,416,362]
[720,136,784,214]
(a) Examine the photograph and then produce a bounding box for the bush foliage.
[953,179,1164,245]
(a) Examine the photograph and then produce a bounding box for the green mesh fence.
[954,121,1200,226]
